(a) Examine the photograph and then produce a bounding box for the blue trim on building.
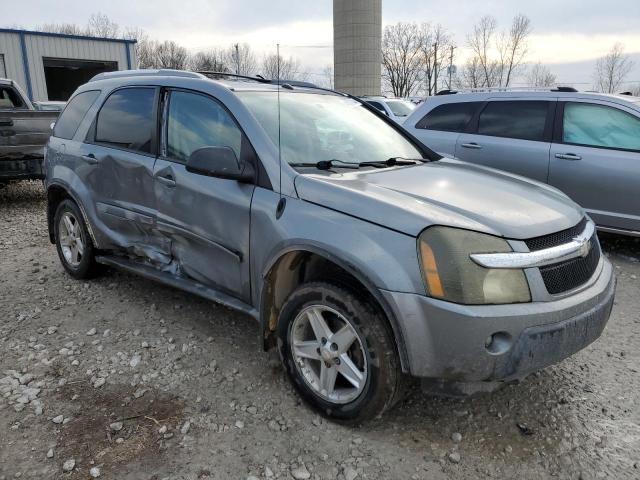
[125,43,132,69]
[0,28,137,45]
[17,32,33,101]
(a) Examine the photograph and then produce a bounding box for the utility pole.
[234,43,240,74]
[448,45,456,89]
[433,42,438,94]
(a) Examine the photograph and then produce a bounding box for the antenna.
[277,43,282,200]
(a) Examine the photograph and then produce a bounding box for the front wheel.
[277,282,406,422]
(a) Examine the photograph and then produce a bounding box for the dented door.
[153,89,254,301]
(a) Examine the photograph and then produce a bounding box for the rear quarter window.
[415,102,481,132]
[0,86,26,109]
[53,90,100,140]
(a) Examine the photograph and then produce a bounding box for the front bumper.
[381,258,615,381]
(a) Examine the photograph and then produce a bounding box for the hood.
[294,158,583,239]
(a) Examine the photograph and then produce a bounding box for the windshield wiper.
[358,157,422,168]
[289,157,424,171]
[289,159,360,170]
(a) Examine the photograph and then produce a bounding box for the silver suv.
[404,88,640,236]
[45,71,615,421]
[360,96,416,124]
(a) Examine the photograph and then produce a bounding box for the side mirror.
[186,146,255,182]
[50,122,56,131]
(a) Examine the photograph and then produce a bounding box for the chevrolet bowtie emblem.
[574,236,591,258]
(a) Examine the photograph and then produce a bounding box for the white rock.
[235,420,245,429]
[46,448,54,459]
[180,421,191,434]
[129,355,141,368]
[448,452,461,464]
[451,432,462,443]
[86,328,97,336]
[62,459,75,472]
[291,464,311,480]
[18,373,34,385]
[133,388,147,399]
[93,378,106,388]
[90,467,101,478]
[158,425,168,434]
[344,467,358,480]
[110,421,123,432]
[52,415,64,424]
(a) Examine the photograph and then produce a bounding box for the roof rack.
[435,86,579,94]
[89,69,204,82]
[198,71,318,88]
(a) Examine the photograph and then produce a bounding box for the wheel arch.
[259,245,410,373]
[46,180,98,248]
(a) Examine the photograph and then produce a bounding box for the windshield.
[237,91,422,166]
[385,100,416,117]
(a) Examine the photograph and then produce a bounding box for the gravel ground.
[1,181,639,480]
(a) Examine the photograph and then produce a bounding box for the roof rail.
[198,71,318,88]
[89,69,205,82]
[435,86,581,94]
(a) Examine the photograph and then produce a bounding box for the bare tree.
[464,14,532,88]
[594,43,634,93]
[382,22,423,97]
[38,22,86,36]
[322,64,334,89]
[632,85,640,97]
[526,62,557,87]
[497,14,532,86]
[419,23,454,95]
[467,16,500,87]
[190,49,229,72]
[155,41,190,70]
[261,54,302,80]
[87,12,119,38]
[458,57,484,89]
[226,43,257,76]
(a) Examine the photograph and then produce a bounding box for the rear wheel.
[54,199,101,279]
[278,282,406,422]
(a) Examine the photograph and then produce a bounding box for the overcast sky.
[7,0,640,87]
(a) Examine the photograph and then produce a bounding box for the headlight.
[418,226,531,305]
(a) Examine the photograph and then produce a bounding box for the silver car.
[360,96,417,124]
[45,70,615,421]
[404,88,640,236]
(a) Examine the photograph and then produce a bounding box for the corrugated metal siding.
[24,34,130,100]
[0,31,138,101]
[0,32,27,88]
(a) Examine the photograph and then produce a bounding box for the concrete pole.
[333,0,382,96]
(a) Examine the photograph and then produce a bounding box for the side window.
[95,87,155,154]
[53,90,100,140]
[0,86,25,109]
[478,101,549,141]
[563,102,640,151]
[415,102,481,132]
[166,90,242,163]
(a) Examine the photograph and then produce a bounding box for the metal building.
[0,28,137,102]
[333,0,382,96]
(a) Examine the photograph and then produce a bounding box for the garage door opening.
[43,58,117,100]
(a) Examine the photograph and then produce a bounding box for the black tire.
[277,281,406,422]
[54,199,101,279]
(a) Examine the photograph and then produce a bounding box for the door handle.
[81,154,98,165]
[0,119,13,127]
[555,153,582,161]
[156,175,176,187]
[461,142,482,149]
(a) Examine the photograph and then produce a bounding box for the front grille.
[538,234,600,294]
[525,217,587,251]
